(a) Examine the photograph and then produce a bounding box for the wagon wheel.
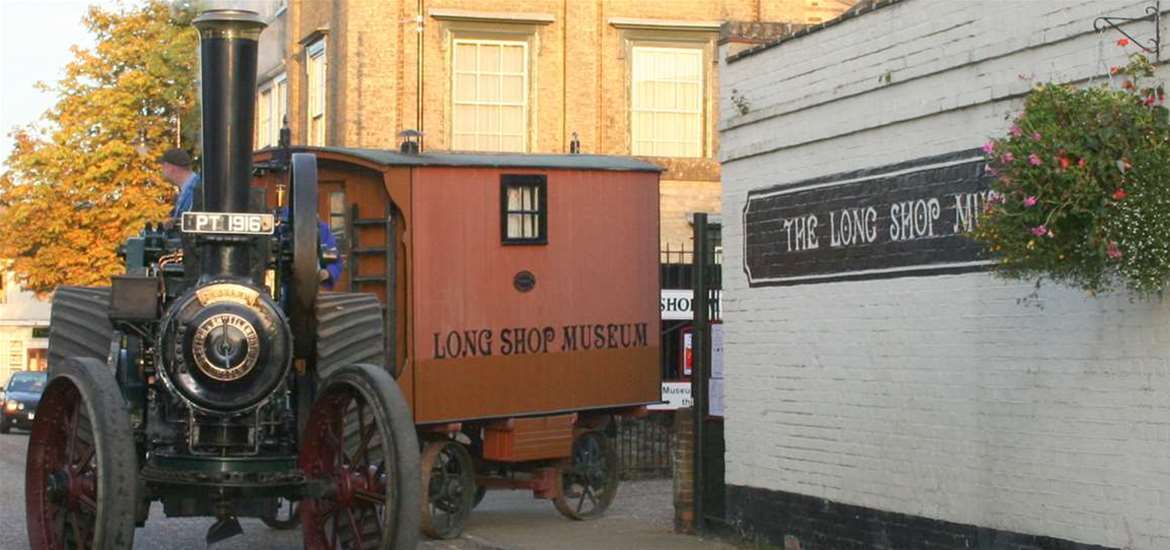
[300,363,420,550]
[26,357,137,549]
[552,431,619,520]
[260,498,299,530]
[420,440,475,539]
[472,485,487,509]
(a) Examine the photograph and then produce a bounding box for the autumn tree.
[0,0,199,292]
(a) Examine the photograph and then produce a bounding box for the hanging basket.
[973,51,1170,296]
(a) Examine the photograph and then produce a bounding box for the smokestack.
[192,9,266,282]
[193,9,266,215]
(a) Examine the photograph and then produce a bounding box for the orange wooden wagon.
[252,145,662,538]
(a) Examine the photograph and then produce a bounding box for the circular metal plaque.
[514,271,536,293]
[191,313,261,382]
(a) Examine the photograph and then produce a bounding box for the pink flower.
[1118,38,1130,47]
[1002,152,1015,163]
[986,192,1003,205]
[1023,196,1037,207]
[1032,132,1042,141]
[1078,158,1086,168]
[1031,225,1048,237]
[1113,188,1128,201]
[1059,157,1070,170]
[985,164,998,176]
[1107,241,1122,259]
[1145,95,1157,106]
[1028,153,1042,166]
[1009,125,1022,137]
[982,141,996,154]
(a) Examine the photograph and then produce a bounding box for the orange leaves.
[0,0,196,292]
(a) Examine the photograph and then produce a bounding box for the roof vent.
[399,129,423,155]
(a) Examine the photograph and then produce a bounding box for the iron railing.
[614,413,674,479]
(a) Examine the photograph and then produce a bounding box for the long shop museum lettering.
[433,322,649,360]
[782,197,977,252]
[744,151,996,286]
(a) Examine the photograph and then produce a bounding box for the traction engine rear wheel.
[300,364,420,550]
[552,431,619,521]
[420,440,475,540]
[47,287,113,370]
[26,357,137,549]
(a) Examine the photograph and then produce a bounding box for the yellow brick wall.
[286,0,852,248]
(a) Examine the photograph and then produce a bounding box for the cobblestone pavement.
[0,430,733,549]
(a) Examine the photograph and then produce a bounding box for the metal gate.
[614,413,673,479]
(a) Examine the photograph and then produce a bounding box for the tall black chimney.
[193,9,266,214]
[192,9,266,281]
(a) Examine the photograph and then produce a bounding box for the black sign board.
[743,150,995,287]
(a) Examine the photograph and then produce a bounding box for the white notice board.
[709,323,725,417]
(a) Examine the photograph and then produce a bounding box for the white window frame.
[451,38,529,153]
[8,340,23,371]
[306,39,327,147]
[630,45,704,158]
[273,73,288,144]
[256,72,289,149]
[256,84,274,148]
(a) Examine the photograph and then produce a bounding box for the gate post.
[691,213,711,534]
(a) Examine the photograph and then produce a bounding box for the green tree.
[0,0,198,292]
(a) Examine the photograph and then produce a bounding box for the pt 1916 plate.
[182,212,275,235]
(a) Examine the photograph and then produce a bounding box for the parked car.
[1,371,47,433]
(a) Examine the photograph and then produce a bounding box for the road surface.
[0,428,732,550]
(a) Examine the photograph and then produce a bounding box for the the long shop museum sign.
[743,150,996,287]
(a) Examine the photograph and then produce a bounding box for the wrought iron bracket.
[1093,2,1162,60]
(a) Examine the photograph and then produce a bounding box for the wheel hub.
[334,464,380,508]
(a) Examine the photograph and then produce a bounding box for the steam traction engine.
[24,9,420,549]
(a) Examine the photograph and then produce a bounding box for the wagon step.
[352,218,386,226]
[351,276,385,284]
[350,246,387,254]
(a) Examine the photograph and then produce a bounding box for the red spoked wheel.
[552,431,619,521]
[26,357,137,550]
[300,364,420,550]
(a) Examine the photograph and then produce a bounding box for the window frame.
[451,37,530,153]
[328,190,348,252]
[629,44,705,158]
[255,72,288,149]
[8,340,23,371]
[306,39,327,146]
[256,85,274,148]
[500,174,548,245]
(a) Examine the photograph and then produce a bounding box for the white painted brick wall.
[720,1,1170,548]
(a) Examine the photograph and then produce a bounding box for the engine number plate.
[182,212,275,235]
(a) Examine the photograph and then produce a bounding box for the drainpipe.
[417,0,424,150]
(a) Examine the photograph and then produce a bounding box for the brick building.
[720,0,1170,548]
[253,0,854,248]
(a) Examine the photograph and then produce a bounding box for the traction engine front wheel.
[300,363,420,550]
[26,357,137,549]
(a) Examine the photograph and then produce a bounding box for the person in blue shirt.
[276,207,344,290]
[160,148,200,217]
